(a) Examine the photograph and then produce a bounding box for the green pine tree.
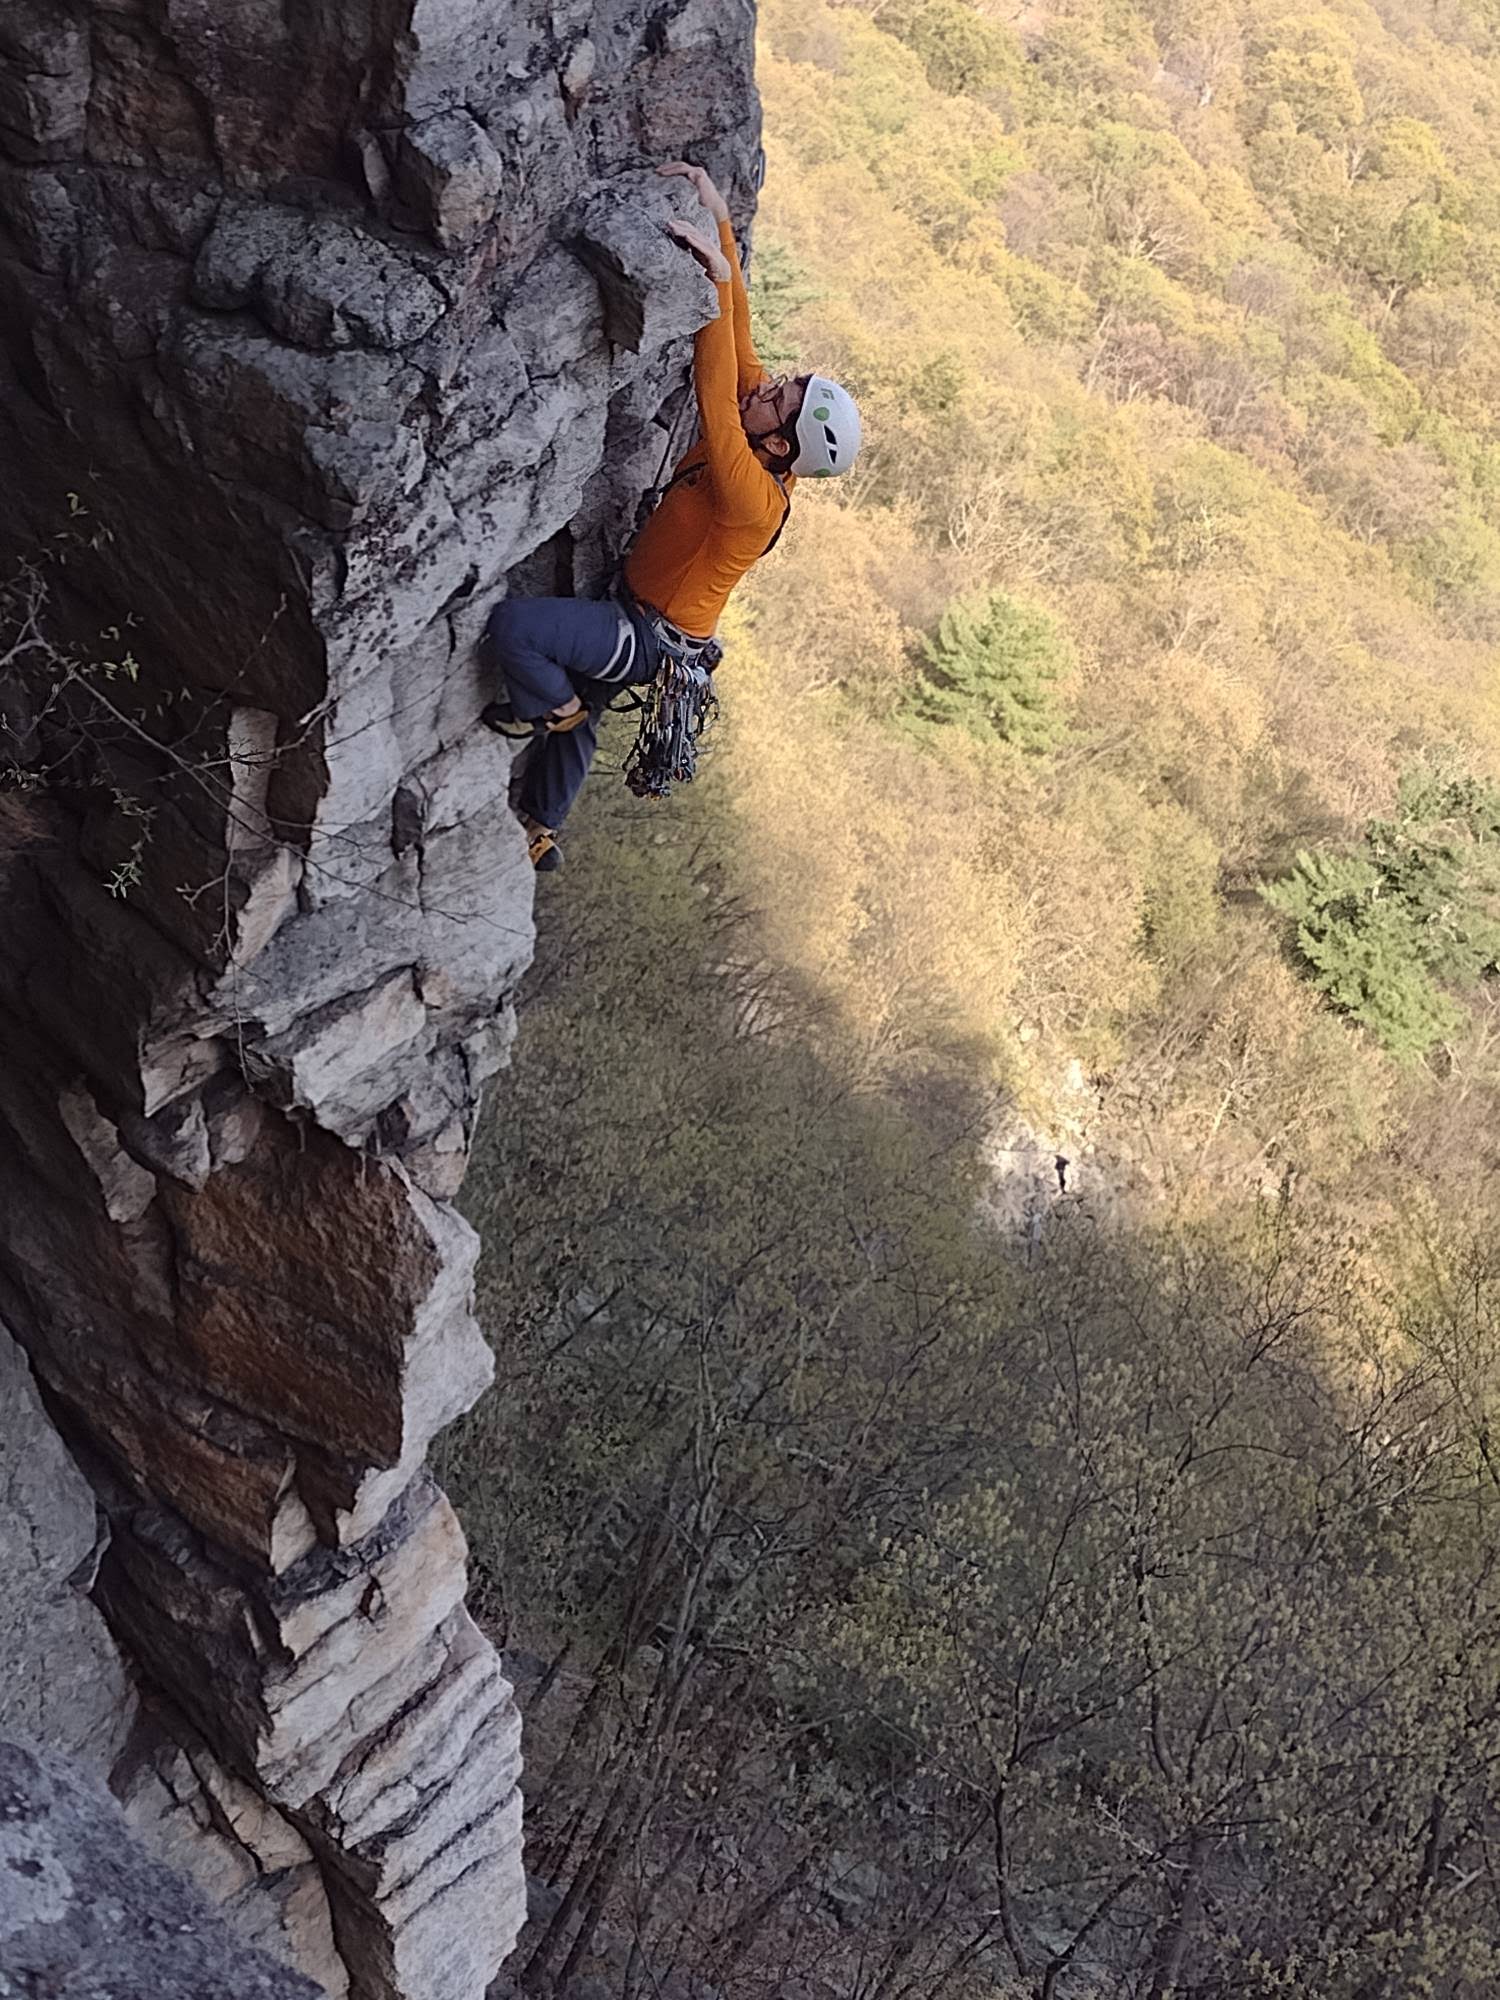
[1264,850,1460,1060]
[1369,771,1500,986]
[905,589,1071,753]
[1263,768,1500,1059]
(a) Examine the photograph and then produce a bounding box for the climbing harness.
[610,466,789,798]
[610,600,724,799]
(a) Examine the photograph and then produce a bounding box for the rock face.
[0,1323,134,1771]
[0,3,760,1996]
[0,1737,327,2000]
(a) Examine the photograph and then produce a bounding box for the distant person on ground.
[482,160,863,872]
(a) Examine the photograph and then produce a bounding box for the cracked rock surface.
[0,1738,328,2000]
[0,2,760,1996]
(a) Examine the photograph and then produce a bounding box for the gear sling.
[611,464,791,801]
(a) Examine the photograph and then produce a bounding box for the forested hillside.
[453,5,1500,1995]
[736,0,1500,1208]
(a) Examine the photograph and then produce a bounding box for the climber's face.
[741,373,807,459]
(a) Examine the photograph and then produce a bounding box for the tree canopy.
[448,5,1500,1993]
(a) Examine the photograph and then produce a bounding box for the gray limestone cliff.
[0,1738,327,2000]
[0,3,760,1996]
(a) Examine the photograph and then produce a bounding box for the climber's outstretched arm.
[663,218,772,527]
[718,218,764,392]
[658,162,765,393]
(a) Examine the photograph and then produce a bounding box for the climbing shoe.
[542,704,591,735]
[482,701,589,739]
[481,700,532,741]
[522,818,562,873]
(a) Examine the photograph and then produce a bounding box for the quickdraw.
[622,654,720,801]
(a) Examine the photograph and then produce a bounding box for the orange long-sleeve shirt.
[624,218,793,639]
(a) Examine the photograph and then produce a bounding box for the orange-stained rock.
[162,1122,440,1465]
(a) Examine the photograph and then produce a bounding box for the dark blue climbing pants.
[483,596,659,831]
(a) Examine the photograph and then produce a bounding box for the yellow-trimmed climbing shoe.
[522,817,562,872]
[543,704,591,735]
[481,700,532,740]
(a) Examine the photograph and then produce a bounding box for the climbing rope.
[622,654,719,800]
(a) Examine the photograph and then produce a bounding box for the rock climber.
[482,160,863,872]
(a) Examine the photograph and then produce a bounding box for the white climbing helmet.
[790,375,862,479]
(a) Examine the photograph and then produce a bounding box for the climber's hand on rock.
[658,161,730,222]
[665,218,731,285]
